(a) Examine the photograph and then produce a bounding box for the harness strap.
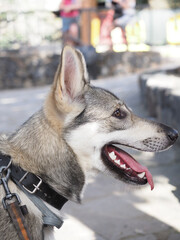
[0,152,66,235]
[14,178,64,229]
[6,201,32,240]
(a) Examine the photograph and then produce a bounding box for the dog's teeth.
[115,159,120,165]
[138,172,145,178]
[109,151,116,160]
[120,164,126,169]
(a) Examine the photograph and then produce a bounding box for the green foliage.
[0,11,62,50]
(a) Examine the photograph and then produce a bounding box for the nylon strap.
[14,178,64,229]
[6,201,32,240]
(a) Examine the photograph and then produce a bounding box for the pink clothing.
[60,0,79,18]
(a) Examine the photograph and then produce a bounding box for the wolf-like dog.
[0,46,178,240]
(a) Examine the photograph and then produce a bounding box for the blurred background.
[0,0,180,239]
[0,0,180,85]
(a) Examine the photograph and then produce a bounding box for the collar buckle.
[19,172,42,194]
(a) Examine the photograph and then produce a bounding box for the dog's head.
[45,46,178,192]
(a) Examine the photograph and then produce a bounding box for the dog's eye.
[112,109,126,119]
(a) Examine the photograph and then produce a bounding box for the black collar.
[0,153,68,210]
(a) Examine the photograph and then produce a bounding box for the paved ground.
[0,75,180,240]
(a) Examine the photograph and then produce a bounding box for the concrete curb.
[139,66,180,142]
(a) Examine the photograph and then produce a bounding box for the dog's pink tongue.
[115,149,154,190]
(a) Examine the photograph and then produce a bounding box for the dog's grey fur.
[0,46,178,240]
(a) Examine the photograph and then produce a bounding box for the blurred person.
[112,0,123,20]
[99,9,114,49]
[98,0,114,50]
[60,0,82,46]
[113,0,136,28]
[113,0,136,29]
[113,0,136,44]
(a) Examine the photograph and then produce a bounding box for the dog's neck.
[5,109,85,203]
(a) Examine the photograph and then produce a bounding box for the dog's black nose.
[167,128,178,143]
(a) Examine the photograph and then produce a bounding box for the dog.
[0,46,178,240]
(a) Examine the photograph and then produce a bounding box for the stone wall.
[0,48,161,89]
[139,66,180,141]
[0,53,59,89]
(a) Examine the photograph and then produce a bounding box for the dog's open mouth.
[102,144,154,190]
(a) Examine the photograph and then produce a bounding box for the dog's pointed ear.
[54,46,89,102]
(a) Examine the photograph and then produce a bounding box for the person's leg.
[99,10,114,47]
[62,17,73,46]
[114,14,134,45]
[69,23,78,40]
[62,17,80,46]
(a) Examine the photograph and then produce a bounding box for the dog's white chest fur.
[44,227,56,240]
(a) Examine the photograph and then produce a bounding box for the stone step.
[139,67,180,143]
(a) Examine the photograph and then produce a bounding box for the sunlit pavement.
[0,75,180,240]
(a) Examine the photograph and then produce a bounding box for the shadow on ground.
[59,171,180,240]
